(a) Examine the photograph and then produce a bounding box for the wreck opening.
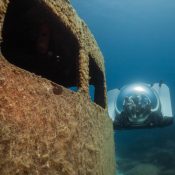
[1,0,80,88]
[89,56,106,108]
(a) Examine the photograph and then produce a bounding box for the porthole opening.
[89,56,106,109]
[1,0,80,88]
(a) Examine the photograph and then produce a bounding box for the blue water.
[71,0,175,174]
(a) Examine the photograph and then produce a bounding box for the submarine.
[108,82,173,129]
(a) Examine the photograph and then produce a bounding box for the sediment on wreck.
[0,0,116,174]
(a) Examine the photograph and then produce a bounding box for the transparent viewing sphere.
[115,84,159,122]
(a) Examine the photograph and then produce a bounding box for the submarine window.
[89,56,106,109]
[1,0,80,88]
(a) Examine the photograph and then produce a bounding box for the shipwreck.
[0,0,116,174]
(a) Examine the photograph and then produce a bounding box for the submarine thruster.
[108,82,174,129]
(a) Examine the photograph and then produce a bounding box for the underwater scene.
[72,0,175,175]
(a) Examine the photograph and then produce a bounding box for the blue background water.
[71,0,175,174]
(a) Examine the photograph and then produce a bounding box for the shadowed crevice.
[89,56,106,108]
[1,0,80,87]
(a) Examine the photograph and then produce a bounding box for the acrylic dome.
[115,83,159,114]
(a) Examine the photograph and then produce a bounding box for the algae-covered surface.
[0,0,116,174]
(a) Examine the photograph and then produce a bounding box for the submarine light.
[133,86,145,92]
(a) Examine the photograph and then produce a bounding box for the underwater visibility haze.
[72,0,175,175]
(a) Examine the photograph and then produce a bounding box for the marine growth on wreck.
[0,0,116,175]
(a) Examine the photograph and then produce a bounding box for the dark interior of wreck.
[1,0,106,108]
